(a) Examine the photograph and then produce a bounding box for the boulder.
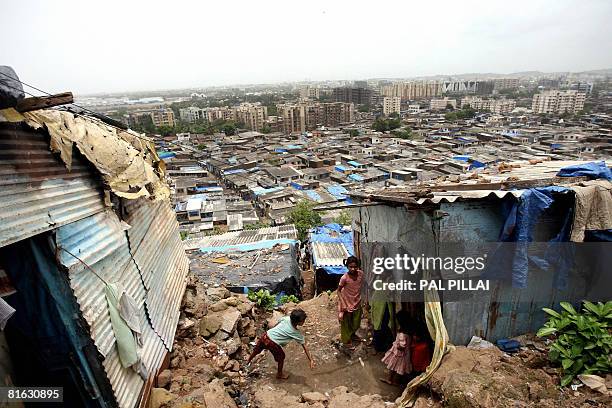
[148,388,175,408]
[202,379,238,408]
[199,314,222,337]
[220,308,241,334]
[301,391,328,404]
[209,301,230,312]
[157,369,172,389]
[224,297,241,307]
[207,287,230,302]
[225,338,241,356]
[237,301,253,315]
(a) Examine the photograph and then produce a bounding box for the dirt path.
[247,292,402,402]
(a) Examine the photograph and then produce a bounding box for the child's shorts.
[253,332,285,363]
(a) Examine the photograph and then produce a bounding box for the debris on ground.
[162,276,612,408]
[413,339,611,408]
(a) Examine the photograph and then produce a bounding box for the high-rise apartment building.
[277,102,354,133]
[532,90,586,114]
[179,106,204,123]
[299,86,321,99]
[493,78,519,91]
[383,97,401,115]
[332,87,372,105]
[442,80,494,95]
[150,107,175,127]
[430,97,456,111]
[461,96,516,114]
[235,103,268,132]
[381,81,443,100]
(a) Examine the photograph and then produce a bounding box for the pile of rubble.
[151,276,259,407]
[252,385,392,408]
[150,275,401,408]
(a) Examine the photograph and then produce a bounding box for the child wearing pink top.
[337,256,364,346]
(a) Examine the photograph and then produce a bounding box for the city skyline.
[2,0,612,94]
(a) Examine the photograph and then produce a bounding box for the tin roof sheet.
[0,123,105,248]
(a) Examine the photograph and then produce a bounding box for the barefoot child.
[337,256,364,346]
[381,313,412,385]
[247,308,315,379]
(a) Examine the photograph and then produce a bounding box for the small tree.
[288,200,322,242]
[334,210,352,226]
[348,129,359,137]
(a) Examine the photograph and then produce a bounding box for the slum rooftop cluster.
[155,110,611,236]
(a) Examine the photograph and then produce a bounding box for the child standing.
[337,256,364,346]
[247,308,315,379]
[380,314,412,385]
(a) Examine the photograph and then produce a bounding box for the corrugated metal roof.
[0,123,105,248]
[184,224,298,250]
[123,199,190,350]
[311,242,349,267]
[415,190,524,204]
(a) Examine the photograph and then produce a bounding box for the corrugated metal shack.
[0,107,189,407]
[351,160,611,345]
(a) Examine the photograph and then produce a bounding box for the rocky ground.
[149,275,611,408]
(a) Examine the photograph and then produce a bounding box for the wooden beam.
[16,92,73,112]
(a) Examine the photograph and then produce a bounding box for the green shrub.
[247,289,277,311]
[537,301,612,386]
[280,294,299,304]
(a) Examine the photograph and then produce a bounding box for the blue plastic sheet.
[326,184,349,200]
[556,161,612,180]
[305,190,322,202]
[349,173,364,181]
[486,186,570,288]
[310,223,354,275]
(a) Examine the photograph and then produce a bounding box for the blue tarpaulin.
[290,182,304,190]
[194,186,222,192]
[556,161,612,181]
[310,223,354,275]
[347,160,363,167]
[335,165,349,173]
[453,155,470,162]
[223,169,247,175]
[349,173,364,181]
[252,186,285,196]
[485,186,570,288]
[157,151,176,159]
[326,184,349,200]
[305,190,322,202]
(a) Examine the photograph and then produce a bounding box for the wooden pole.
[16,92,73,112]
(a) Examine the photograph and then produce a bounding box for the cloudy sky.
[2,0,611,94]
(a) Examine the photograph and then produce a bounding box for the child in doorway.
[337,256,364,346]
[380,311,412,385]
[247,308,315,379]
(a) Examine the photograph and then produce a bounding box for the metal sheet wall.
[123,198,189,350]
[56,210,169,408]
[0,123,105,248]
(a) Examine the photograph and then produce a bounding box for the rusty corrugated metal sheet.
[0,122,105,248]
[123,198,189,350]
[56,210,168,408]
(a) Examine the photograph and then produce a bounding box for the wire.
[0,71,152,141]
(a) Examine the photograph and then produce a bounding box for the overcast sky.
[2,0,612,95]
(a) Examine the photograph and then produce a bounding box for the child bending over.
[247,308,315,379]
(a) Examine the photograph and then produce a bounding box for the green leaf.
[562,359,574,370]
[537,327,557,337]
[543,308,562,318]
[560,302,577,315]
[560,374,574,387]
